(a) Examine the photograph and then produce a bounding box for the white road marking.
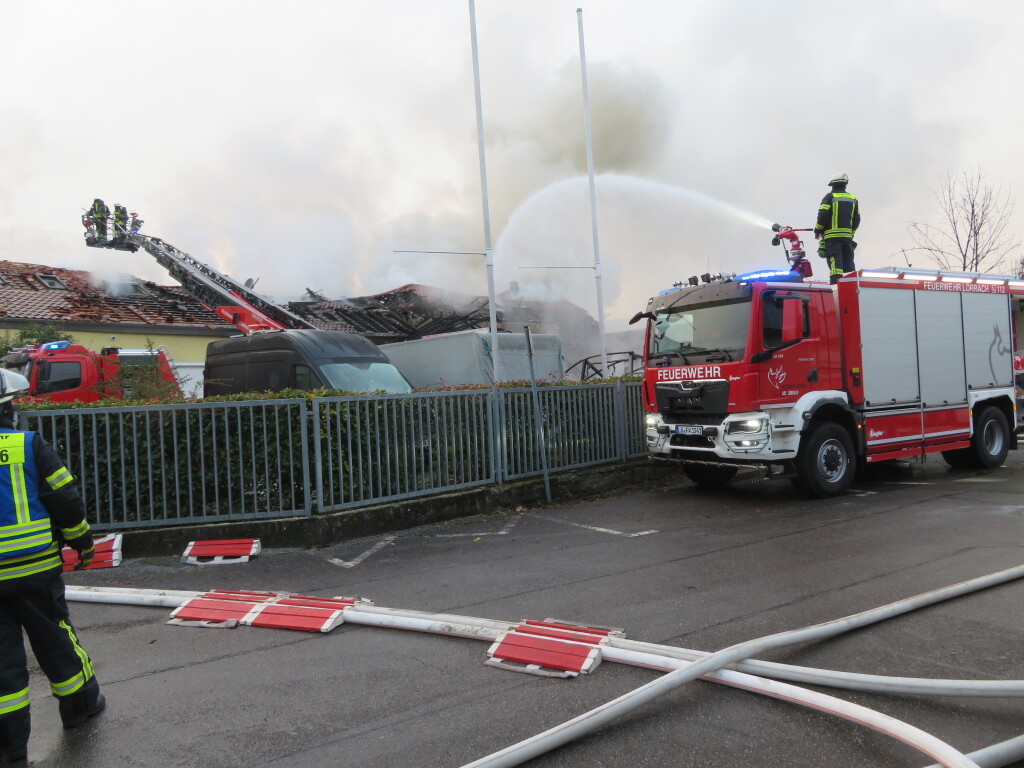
[328,535,397,568]
[530,513,658,538]
[431,516,523,538]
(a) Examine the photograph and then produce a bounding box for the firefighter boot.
[59,678,105,729]
[0,708,29,763]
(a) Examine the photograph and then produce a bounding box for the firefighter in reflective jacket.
[88,198,109,242]
[112,204,128,241]
[0,369,104,762]
[814,173,861,284]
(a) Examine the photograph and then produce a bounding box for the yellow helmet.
[829,173,849,186]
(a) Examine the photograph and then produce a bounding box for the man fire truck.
[630,228,1023,497]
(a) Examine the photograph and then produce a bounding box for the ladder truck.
[77,215,411,397]
[86,231,315,334]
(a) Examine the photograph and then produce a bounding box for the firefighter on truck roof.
[0,369,105,762]
[814,172,860,284]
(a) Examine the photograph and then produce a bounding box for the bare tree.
[907,166,1020,273]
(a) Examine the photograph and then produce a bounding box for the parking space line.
[530,513,658,538]
[328,535,397,568]
[431,515,523,538]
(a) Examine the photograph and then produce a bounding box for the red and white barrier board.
[62,534,122,572]
[181,538,261,565]
[168,589,368,633]
[486,619,623,677]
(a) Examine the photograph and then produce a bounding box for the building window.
[35,274,68,290]
[101,278,149,297]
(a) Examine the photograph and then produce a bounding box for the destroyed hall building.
[1,260,603,374]
[286,283,601,369]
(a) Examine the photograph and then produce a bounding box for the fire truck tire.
[682,463,738,488]
[942,406,1009,469]
[794,422,856,498]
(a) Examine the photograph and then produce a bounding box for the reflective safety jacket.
[89,200,109,221]
[815,190,860,240]
[0,426,91,586]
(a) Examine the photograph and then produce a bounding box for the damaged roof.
[0,260,228,327]
[288,283,495,343]
[0,260,594,356]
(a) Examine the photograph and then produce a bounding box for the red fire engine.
[4,342,179,403]
[631,237,1023,497]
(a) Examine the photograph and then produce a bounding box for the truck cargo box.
[381,330,564,389]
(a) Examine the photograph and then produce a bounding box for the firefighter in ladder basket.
[112,204,128,242]
[814,173,860,284]
[0,369,105,762]
[87,198,109,243]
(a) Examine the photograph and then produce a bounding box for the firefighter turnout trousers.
[824,238,856,284]
[0,574,100,752]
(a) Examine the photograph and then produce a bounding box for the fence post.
[301,398,313,516]
[312,397,327,515]
[489,385,505,484]
[613,380,627,461]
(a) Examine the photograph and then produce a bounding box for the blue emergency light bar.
[735,269,802,283]
[39,341,72,351]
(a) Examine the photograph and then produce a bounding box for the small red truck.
[3,341,180,403]
[631,265,1023,497]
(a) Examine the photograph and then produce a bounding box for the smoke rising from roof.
[3,0,1023,342]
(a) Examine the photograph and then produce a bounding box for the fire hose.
[67,561,1024,768]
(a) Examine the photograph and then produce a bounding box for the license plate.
[675,425,703,436]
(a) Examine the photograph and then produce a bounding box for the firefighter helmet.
[0,369,29,405]
[829,173,849,186]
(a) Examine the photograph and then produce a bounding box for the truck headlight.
[726,418,767,434]
[645,415,659,428]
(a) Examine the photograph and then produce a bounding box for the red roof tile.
[0,260,229,328]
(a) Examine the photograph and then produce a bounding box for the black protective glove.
[74,545,95,571]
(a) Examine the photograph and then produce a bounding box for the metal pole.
[577,7,608,377]
[469,0,501,383]
[524,326,552,502]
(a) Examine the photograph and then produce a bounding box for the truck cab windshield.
[649,298,750,365]
[318,361,413,394]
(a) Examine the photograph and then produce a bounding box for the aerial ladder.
[82,212,313,334]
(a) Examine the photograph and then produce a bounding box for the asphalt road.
[21,453,1024,768]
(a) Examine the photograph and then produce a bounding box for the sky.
[3,0,1022,338]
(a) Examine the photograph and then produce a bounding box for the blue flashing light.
[39,340,72,351]
[735,269,800,282]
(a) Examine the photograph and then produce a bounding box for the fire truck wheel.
[795,422,856,498]
[944,406,1009,469]
[682,463,738,488]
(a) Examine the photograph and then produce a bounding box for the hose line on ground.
[67,562,1024,768]
[459,561,1024,768]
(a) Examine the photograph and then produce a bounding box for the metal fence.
[22,382,644,530]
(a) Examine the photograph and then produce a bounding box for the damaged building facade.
[1,260,606,388]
